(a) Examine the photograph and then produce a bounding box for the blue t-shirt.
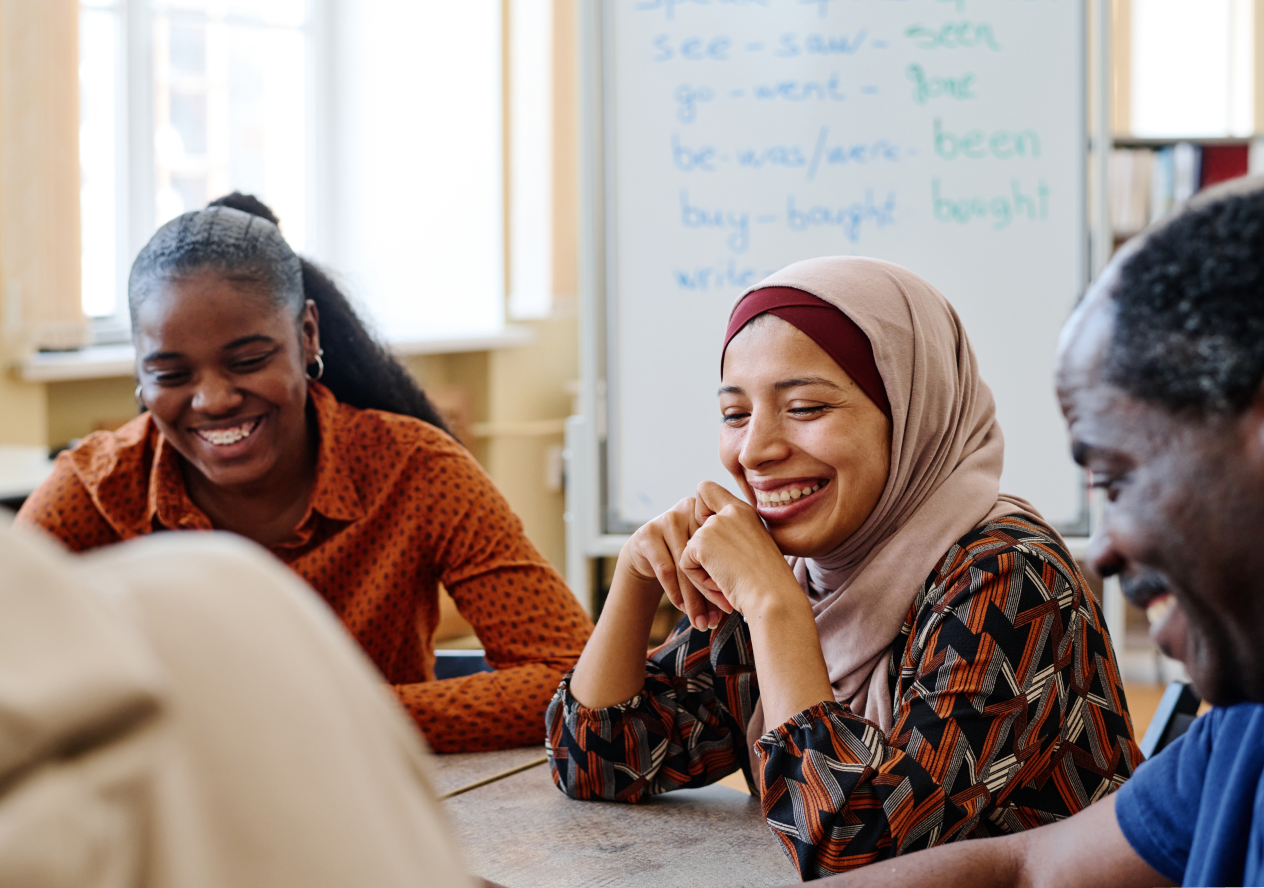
[1116,702,1264,887]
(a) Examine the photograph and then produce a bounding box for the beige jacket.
[0,524,473,888]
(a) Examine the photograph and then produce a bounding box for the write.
[674,259,763,291]
[906,64,975,104]
[786,190,897,242]
[932,178,1050,229]
[934,118,1040,160]
[905,21,1002,50]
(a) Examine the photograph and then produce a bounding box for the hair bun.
[208,191,280,227]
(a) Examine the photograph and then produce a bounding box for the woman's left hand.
[680,481,804,617]
[684,482,835,729]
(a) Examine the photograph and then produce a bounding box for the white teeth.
[1146,594,1175,627]
[196,420,257,446]
[756,483,824,506]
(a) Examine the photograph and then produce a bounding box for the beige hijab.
[738,257,1054,749]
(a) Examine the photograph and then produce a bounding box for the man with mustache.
[804,180,1264,887]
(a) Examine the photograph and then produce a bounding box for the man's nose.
[1086,524,1126,579]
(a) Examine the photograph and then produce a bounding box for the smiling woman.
[547,257,1142,880]
[15,198,592,753]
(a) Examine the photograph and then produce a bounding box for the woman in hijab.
[545,257,1141,879]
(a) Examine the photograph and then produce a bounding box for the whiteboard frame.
[565,0,1107,599]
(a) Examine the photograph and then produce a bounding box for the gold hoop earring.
[306,350,325,382]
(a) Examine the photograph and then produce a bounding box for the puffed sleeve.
[546,611,758,802]
[14,453,123,552]
[754,537,1141,879]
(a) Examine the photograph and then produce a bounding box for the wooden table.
[431,745,549,799]
[431,750,794,888]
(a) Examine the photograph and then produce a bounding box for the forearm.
[808,796,1167,888]
[396,664,566,753]
[745,592,834,729]
[568,559,661,709]
[548,612,754,802]
[812,830,1027,888]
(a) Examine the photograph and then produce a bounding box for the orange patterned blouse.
[15,382,593,753]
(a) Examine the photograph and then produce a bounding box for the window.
[79,0,507,345]
[1129,0,1256,138]
[79,0,310,339]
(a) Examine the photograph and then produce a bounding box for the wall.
[478,0,580,572]
[0,0,83,446]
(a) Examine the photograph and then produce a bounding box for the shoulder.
[62,413,156,483]
[325,399,490,500]
[17,414,156,545]
[1197,702,1264,751]
[917,514,1082,615]
[333,399,472,469]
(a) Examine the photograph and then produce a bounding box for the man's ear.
[1243,383,1264,463]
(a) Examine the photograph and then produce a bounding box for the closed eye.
[231,354,271,372]
[154,370,190,386]
[1088,472,1128,500]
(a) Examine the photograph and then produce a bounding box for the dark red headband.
[722,287,891,420]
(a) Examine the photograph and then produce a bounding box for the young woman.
[546,257,1141,878]
[17,195,592,753]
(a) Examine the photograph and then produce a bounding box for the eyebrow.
[141,334,277,364]
[717,376,845,397]
[224,334,276,350]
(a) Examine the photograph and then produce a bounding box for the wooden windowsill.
[15,326,536,383]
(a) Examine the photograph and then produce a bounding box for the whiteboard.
[599,0,1087,532]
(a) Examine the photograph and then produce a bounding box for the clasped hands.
[620,481,802,631]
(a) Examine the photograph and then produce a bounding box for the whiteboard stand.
[564,1,629,611]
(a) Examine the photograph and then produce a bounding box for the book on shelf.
[1109,140,1256,239]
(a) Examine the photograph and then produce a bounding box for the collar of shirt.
[77,382,365,542]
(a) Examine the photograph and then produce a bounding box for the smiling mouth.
[754,480,826,507]
[193,416,263,447]
[1146,593,1176,628]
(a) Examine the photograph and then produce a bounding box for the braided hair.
[129,192,451,434]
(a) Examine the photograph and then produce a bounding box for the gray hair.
[127,206,303,326]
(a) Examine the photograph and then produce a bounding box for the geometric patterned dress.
[546,516,1143,879]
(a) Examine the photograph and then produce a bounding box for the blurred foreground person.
[800,179,1264,888]
[0,521,472,888]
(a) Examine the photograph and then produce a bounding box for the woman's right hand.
[618,497,731,631]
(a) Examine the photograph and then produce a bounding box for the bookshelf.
[1108,134,1261,244]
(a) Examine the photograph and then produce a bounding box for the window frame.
[81,0,323,343]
